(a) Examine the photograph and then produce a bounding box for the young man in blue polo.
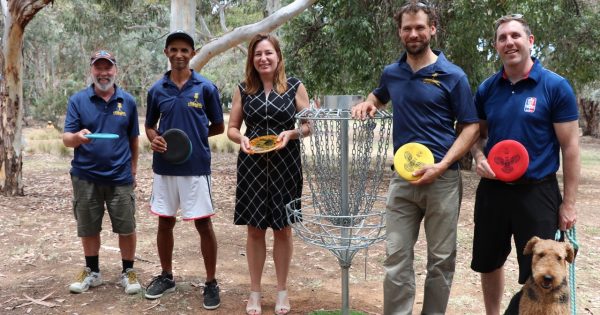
[144,30,225,310]
[351,2,479,314]
[470,14,580,314]
[63,50,141,295]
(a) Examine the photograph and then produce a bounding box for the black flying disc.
[161,128,192,164]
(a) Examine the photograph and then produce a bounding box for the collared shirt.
[64,85,140,185]
[475,58,578,180]
[146,70,224,176]
[373,50,478,169]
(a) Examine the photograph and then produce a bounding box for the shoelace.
[75,270,89,282]
[127,271,138,283]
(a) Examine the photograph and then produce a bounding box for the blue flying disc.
[85,133,119,139]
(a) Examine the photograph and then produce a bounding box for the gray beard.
[93,77,115,92]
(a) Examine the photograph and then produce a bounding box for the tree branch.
[190,0,316,71]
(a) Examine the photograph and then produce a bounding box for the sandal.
[275,290,290,315]
[246,291,262,315]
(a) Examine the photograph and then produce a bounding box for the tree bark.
[0,0,53,196]
[579,97,599,137]
[190,0,316,71]
[170,0,195,34]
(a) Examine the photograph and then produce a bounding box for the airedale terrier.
[515,236,575,315]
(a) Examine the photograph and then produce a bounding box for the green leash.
[555,227,579,315]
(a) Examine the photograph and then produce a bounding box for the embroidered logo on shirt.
[524,97,537,113]
[188,92,203,109]
[113,102,126,116]
[423,72,442,87]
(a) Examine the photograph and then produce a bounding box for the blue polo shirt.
[373,51,478,169]
[64,85,140,185]
[146,70,224,176]
[475,58,578,180]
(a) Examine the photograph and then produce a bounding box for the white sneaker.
[120,268,142,294]
[69,267,102,293]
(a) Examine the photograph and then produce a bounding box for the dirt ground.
[1,134,600,315]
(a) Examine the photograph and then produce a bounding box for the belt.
[504,174,556,185]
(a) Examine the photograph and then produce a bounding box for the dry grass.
[23,115,242,157]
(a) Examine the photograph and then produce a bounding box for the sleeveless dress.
[234,77,303,230]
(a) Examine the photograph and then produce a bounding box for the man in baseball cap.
[64,48,141,296]
[165,30,195,49]
[90,50,117,65]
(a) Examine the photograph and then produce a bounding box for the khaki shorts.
[71,175,136,237]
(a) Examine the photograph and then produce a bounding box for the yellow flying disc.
[394,143,434,181]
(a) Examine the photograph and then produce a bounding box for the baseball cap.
[165,30,195,49]
[90,50,116,65]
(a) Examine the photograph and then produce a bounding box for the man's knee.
[194,217,213,233]
[158,217,176,230]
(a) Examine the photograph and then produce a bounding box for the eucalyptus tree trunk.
[265,0,281,17]
[0,0,53,196]
[170,0,195,34]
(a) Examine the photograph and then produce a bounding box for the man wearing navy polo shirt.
[144,30,224,310]
[352,2,479,314]
[63,50,141,295]
[470,15,580,314]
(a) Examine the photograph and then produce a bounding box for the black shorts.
[470,175,561,284]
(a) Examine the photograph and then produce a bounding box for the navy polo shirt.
[475,58,578,180]
[64,85,140,185]
[146,70,224,176]
[373,51,478,169]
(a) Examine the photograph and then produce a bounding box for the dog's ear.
[523,236,540,255]
[565,242,575,263]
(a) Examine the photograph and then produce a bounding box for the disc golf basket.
[287,95,392,315]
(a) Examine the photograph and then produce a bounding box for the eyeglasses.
[402,1,430,9]
[494,13,526,29]
[94,50,111,58]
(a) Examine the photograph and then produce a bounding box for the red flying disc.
[488,140,529,182]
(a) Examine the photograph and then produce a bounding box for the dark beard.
[403,40,429,57]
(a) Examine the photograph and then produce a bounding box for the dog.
[505,236,575,315]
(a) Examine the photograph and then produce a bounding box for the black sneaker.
[145,273,176,299]
[202,279,221,310]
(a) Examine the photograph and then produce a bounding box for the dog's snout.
[543,275,553,282]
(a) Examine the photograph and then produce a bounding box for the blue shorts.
[470,175,561,284]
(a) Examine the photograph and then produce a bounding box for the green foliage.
[283,1,400,96]
[24,0,170,122]
[282,0,600,95]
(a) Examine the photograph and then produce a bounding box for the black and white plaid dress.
[234,77,303,230]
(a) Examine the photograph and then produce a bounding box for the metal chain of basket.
[286,100,392,315]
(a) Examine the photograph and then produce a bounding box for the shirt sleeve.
[203,84,224,124]
[449,74,479,123]
[145,89,159,128]
[128,98,140,137]
[63,97,81,133]
[551,78,578,123]
[372,71,390,104]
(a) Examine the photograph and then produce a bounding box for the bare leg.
[273,226,293,291]
[157,217,176,273]
[118,233,136,261]
[246,226,267,292]
[481,267,504,315]
[194,218,218,281]
[81,234,101,256]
